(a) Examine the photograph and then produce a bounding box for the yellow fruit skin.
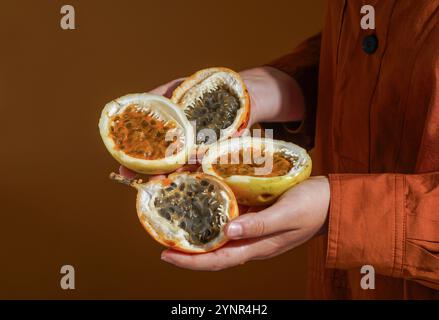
[201,137,312,206]
[222,160,312,206]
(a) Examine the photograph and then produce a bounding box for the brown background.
[0,0,324,299]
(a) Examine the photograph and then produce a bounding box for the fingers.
[119,166,138,179]
[161,230,299,271]
[149,78,185,98]
[161,241,248,271]
[225,199,297,240]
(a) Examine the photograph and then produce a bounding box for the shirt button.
[362,34,378,54]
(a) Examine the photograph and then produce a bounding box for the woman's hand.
[239,66,305,126]
[161,176,330,271]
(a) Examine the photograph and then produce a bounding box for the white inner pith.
[137,175,230,249]
[178,72,246,143]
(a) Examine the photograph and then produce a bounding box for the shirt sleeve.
[327,173,439,290]
[264,33,321,151]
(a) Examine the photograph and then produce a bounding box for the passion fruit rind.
[202,137,312,206]
[172,67,250,145]
[117,172,239,253]
[99,93,195,175]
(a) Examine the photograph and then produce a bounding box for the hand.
[161,176,330,271]
[119,67,314,270]
[240,66,305,126]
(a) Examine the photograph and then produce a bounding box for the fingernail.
[227,223,243,238]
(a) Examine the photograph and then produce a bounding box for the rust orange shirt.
[269,0,439,299]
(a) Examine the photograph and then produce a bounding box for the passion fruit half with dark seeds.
[171,67,250,145]
[110,171,239,253]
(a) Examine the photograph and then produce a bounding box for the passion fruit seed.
[185,86,240,143]
[109,104,182,160]
[213,148,299,178]
[153,177,227,245]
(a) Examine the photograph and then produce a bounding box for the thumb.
[225,200,296,239]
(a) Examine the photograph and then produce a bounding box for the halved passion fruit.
[171,67,250,145]
[110,172,239,253]
[202,137,312,206]
[99,93,195,174]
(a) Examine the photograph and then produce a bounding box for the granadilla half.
[99,93,195,174]
[110,172,239,253]
[202,137,312,206]
[171,67,250,145]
